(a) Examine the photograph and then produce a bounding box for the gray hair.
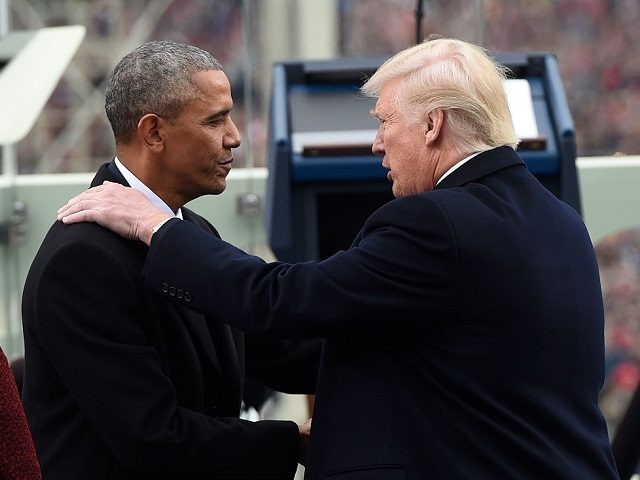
[105,40,223,144]
[362,38,519,153]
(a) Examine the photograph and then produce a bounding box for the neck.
[116,147,183,213]
[431,149,465,184]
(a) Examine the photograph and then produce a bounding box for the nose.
[225,119,241,148]
[372,130,384,156]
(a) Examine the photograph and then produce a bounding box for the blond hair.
[362,38,519,153]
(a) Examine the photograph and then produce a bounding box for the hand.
[297,417,312,466]
[57,181,171,245]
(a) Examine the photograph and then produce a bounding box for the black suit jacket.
[144,147,619,479]
[22,162,319,480]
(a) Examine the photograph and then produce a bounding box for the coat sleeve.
[33,239,300,479]
[244,336,322,394]
[144,196,459,337]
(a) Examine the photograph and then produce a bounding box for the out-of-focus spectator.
[595,228,640,435]
[0,346,41,480]
[341,0,640,157]
[9,0,640,174]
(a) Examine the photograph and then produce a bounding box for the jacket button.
[184,292,192,302]
[161,283,169,293]
[169,286,176,297]
[177,289,184,299]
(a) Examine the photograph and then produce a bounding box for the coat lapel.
[94,161,231,383]
[90,160,128,187]
[434,146,525,190]
[181,209,243,411]
[206,321,243,414]
[177,306,225,380]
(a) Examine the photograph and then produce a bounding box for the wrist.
[143,215,173,246]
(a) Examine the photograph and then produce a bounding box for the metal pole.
[415,0,424,45]
[477,0,486,47]
[242,0,254,172]
[0,0,20,360]
[0,0,15,178]
[0,0,9,38]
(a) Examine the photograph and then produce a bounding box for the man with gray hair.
[59,38,618,478]
[22,40,318,480]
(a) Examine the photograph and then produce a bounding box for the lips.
[219,157,234,166]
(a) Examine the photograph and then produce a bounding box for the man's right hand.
[298,418,312,466]
[57,181,171,246]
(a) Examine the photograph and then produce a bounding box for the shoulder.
[28,220,146,283]
[182,208,220,238]
[366,191,460,228]
[43,220,143,255]
[353,193,459,250]
[360,184,511,244]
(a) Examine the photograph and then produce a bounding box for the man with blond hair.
[60,38,618,479]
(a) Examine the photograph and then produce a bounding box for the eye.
[206,113,231,127]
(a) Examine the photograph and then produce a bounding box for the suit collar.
[434,146,525,190]
[91,160,129,187]
[181,208,200,224]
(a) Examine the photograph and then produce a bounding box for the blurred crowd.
[341,0,640,158]
[8,0,640,174]
[596,229,640,435]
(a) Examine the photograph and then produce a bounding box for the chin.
[210,182,226,195]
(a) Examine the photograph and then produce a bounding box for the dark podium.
[264,53,580,263]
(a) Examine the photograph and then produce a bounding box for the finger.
[58,185,109,215]
[101,181,127,193]
[57,198,98,220]
[58,199,78,216]
[57,195,88,216]
[59,208,100,225]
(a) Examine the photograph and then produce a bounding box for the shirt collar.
[114,157,183,220]
[436,151,484,186]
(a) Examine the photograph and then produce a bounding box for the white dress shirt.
[436,151,484,186]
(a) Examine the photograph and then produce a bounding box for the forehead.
[374,78,401,114]
[192,70,233,108]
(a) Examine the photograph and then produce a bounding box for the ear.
[424,109,444,146]
[137,114,164,152]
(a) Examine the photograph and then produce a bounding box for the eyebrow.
[204,108,232,123]
[369,109,382,120]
